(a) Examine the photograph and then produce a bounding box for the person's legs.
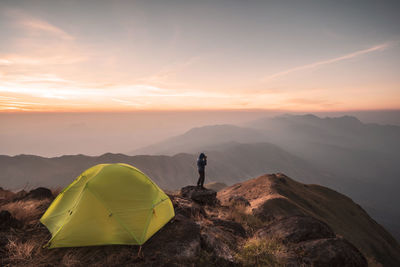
[200,170,205,188]
[197,170,202,187]
[197,170,205,188]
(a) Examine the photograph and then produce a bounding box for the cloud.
[6,74,70,83]
[0,54,86,66]
[111,98,143,106]
[0,10,85,69]
[6,9,74,40]
[263,42,394,81]
[20,17,74,40]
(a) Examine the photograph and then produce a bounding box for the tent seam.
[141,197,173,243]
[46,185,87,247]
[139,208,154,244]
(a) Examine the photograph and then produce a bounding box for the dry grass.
[6,237,37,262]
[60,251,81,267]
[236,237,283,267]
[2,199,49,224]
[226,203,263,235]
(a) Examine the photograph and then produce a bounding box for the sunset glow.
[1,1,399,112]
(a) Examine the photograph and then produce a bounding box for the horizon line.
[1,108,400,114]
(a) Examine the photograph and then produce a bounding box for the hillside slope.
[218,173,400,266]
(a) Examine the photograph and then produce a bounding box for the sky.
[0,0,400,111]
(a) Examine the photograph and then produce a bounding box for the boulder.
[0,210,22,230]
[144,214,201,262]
[256,215,335,244]
[172,195,207,219]
[253,197,305,222]
[14,190,27,199]
[180,186,218,206]
[200,225,238,264]
[294,238,368,267]
[211,218,247,238]
[0,188,15,201]
[25,187,53,200]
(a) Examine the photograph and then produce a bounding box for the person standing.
[197,153,207,189]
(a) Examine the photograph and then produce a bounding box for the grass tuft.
[226,203,263,235]
[6,237,36,262]
[236,238,283,267]
[2,199,49,224]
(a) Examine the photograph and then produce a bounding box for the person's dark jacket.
[197,153,207,171]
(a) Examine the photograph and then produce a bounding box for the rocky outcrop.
[210,218,246,238]
[255,215,367,266]
[294,238,368,267]
[0,210,22,230]
[180,186,218,206]
[24,187,53,200]
[0,188,14,202]
[144,214,201,263]
[219,173,400,266]
[200,224,238,265]
[256,215,335,244]
[170,194,207,219]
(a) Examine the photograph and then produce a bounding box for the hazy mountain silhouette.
[0,142,328,191]
[130,114,400,241]
[133,124,268,155]
[248,114,400,240]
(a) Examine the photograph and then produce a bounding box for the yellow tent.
[40,163,175,248]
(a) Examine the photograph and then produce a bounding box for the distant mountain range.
[0,142,329,191]
[1,114,399,241]
[132,114,400,241]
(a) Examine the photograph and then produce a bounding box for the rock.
[0,233,8,248]
[256,215,335,244]
[180,186,218,206]
[228,196,250,207]
[25,187,53,200]
[144,214,201,261]
[0,188,15,201]
[172,195,207,219]
[14,190,27,199]
[253,197,305,222]
[294,238,368,267]
[200,225,238,264]
[211,218,247,238]
[0,210,22,230]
